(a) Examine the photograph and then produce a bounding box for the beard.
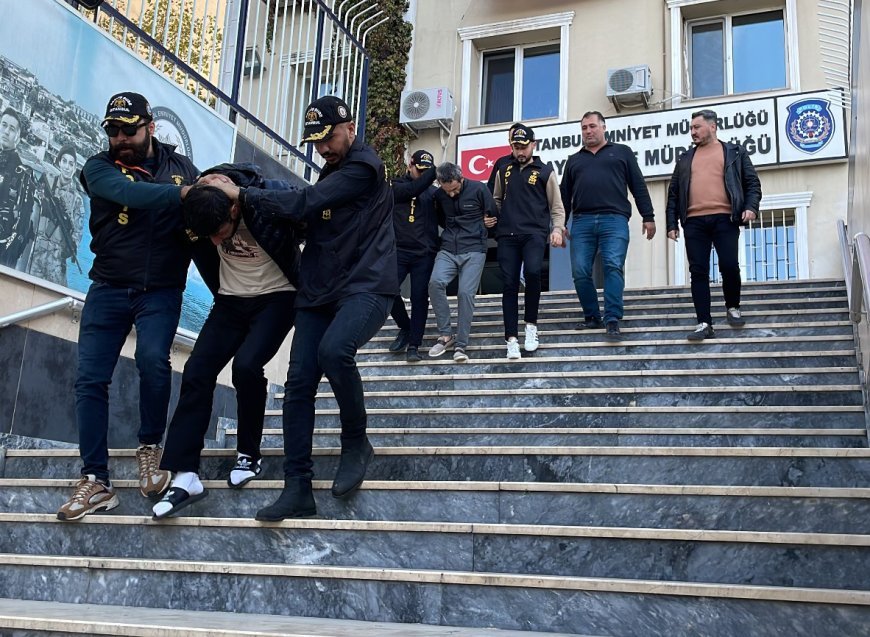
[109,131,152,165]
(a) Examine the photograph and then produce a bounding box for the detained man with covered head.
[206,96,397,521]
[152,164,302,519]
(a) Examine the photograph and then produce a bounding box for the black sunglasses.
[103,121,148,138]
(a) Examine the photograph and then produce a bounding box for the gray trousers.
[428,250,486,349]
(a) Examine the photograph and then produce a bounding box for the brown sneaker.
[56,475,119,521]
[136,444,171,500]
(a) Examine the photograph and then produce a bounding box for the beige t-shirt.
[217,219,295,297]
[687,141,731,218]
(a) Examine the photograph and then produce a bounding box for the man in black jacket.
[207,96,396,520]
[388,149,437,362]
[57,92,198,521]
[152,164,303,519]
[492,124,566,360]
[428,162,498,363]
[666,109,762,341]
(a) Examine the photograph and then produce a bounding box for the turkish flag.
[459,145,508,182]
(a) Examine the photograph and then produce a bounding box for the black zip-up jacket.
[392,166,438,254]
[80,139,198,290]
[239,136,397,307]
[189,163,303,295]
[433,179,498,254]
[665,140,763,232]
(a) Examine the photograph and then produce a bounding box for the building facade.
[404,0,850,291]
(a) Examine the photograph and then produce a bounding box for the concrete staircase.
[1,279,869,636]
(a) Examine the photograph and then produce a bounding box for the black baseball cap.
[411,149,434,170]
[300,96,353,143]
[102,92,152,125]
[510,124,535,146]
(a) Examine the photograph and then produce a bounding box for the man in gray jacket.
[428,162,497,362]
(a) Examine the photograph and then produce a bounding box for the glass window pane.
[691,22,725,98]
[522,45,559,120]
[483,52,514,124]
[733,11,786,93]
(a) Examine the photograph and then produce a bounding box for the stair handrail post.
[0,297,83,329]
[838,218,853,303]
[851,232,870,324]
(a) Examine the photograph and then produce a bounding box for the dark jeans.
[683,215,741,325]
[390,249,436,347]
[75,282,183,482]
[282,293,391,479]
[498,233,546,339]
[160,291,296,473]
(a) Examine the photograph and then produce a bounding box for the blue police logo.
[785,98,834,154]
[152,106,193,161]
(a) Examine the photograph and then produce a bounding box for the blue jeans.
[390,249,436,348]
[570,214,630,324]
[282,293,391,479]
[75,282,183,481]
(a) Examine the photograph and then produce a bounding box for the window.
[710,209,798,283]
[458,12,573,132]
[481,44,560,125]
[688,10,786,98]
[243,46,264,77]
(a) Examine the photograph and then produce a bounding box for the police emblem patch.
[785,98,834,154]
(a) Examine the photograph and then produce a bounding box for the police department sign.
[152,106,194,160]
[457,89,847,181]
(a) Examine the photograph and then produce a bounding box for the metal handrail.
[852,233,870,324]
[838,218,853,302]
[0,297,83,329]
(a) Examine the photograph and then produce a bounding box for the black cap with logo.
[300,96,354,143]
[411,149,434,170]
[102,92,152,125]
[510,124,535,146]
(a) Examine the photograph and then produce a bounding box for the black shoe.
[388,328,410,352]
[604,321,624,341]
[576,316,605,330]
[255,477,316,521]
[332,438,374,499]
[726,307,746,327]
[406,346,422,362]
[687,322,715,341]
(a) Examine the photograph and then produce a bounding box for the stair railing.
[840,219,870,324]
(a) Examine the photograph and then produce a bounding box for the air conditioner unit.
[400,87,454,134]
[606,65,652,112]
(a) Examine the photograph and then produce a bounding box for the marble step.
[306,367,860,394]
[365,322,854,350]
[308,385,863,410]
[355,335,855,363]
[1,553,868,636]
[353,350,859,376]
[3,513,870,591]
[224,427,867,449]
[6,479,870,533]
[295,405,866,429]
[6,447,870,487]
[0,599,581,637]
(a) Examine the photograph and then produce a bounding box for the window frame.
[667,0,799,107]
[458,11,574,133]
[478,40,562,126]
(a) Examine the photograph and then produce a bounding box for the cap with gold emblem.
[411,149,434,170]
[510,124,535,146]
[300,95,353,143]
[102,92,152,125]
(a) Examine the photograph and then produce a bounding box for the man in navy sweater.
[560,111,655,342]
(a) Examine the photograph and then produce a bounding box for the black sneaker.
[687,322,715,341]
[406,346,422,362]
[726,307,745,327]
[389,328,410,352]
[604,321,624,341]
[577,317,605,330]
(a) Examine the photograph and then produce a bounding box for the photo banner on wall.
[0,0,236,332]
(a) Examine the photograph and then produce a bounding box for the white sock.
[152,472,202,517]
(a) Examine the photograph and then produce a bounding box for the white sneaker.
[506,338,521,360]
[524,324,539,352]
